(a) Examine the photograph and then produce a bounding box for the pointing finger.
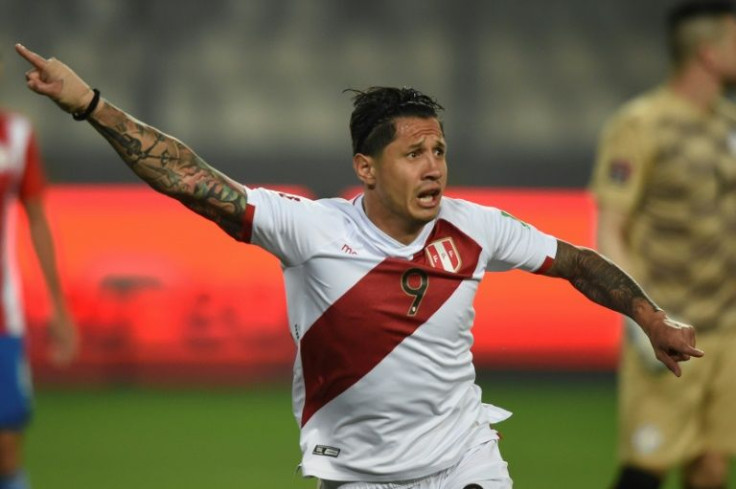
[684,346,704,358]
[15,43,48,69]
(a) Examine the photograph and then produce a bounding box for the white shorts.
[318,439,512,489]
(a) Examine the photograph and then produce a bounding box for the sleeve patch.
[607,159,632,184]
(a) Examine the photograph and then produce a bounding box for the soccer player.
[0,53,77,489]
[592,1,736,488]
[15,43,703,489]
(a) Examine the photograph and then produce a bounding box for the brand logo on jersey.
[313,445,341,458]
[341,243,358,255]
[425,237,461,272]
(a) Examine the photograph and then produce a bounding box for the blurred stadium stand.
[1,0,681,382]
[2,0,675,197]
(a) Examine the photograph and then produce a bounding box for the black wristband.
[72,88,101,121]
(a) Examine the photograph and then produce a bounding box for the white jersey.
[243,187,558,482]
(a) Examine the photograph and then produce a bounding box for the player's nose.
[423,154,444,180]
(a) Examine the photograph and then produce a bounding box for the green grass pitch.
[25,374,734,488]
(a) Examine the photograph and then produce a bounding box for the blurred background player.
[591,1,736,488]
[0,51,77,489]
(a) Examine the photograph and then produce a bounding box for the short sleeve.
[485,208,558,273]
[244,187,339,267]
[19,124,47,200]
[589,111,654,216]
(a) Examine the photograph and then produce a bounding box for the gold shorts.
[617,326,736,470]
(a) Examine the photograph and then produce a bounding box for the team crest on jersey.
[425,237,461,272]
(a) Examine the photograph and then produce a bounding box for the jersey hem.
[301,430,498,483]
[301,457,460,484]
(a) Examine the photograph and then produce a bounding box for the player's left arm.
[23,195,78,366]
[543,240,703,376]
[15,43,248,241]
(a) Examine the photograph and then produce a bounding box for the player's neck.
[668,64,724,112]
[361,197,426,246]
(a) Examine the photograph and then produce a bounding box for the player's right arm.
[15,44,248,240]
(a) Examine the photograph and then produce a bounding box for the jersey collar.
[352,194,439,258]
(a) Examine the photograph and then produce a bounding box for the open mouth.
[417,188,441,207]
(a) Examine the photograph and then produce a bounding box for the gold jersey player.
[16,42,703,488]
[591,1,736,488]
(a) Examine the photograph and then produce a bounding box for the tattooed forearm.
[546,241,661,320]
[87,100,247,238]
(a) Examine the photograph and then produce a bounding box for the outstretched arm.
[15,44,248,239]
[544,240,703,376]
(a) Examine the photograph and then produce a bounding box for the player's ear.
[353,153,376,189]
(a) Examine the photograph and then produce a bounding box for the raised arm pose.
[17,43,701,489]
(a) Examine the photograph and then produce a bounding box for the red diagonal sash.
[300,220,481,425]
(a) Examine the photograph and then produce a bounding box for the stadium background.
[1,0,733,487]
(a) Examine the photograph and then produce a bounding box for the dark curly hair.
[346,87,444,157]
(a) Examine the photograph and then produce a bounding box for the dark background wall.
[1,0,678,197]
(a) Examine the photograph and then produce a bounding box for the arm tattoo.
[546,241,661,319]
[88,100,247,239]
